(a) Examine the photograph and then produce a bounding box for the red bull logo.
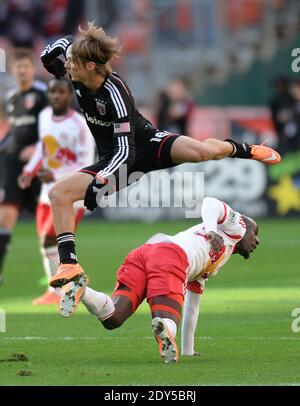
[43,135,77,169]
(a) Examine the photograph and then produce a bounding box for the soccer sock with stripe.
[225,139,252,159]
[0,230,11,277]
[57,232,77,264]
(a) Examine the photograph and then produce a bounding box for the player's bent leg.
[148,294,184,364]
[102,284,140,329]
[60,282,135,328]
[101,295,133,330]
[48,172,92,287]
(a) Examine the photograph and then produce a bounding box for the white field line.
[1,336,300,341]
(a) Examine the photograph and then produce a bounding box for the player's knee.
[101,313,125,330]
[48,184,60,206]
[48,182,70,206]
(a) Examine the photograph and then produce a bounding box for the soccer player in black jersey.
[39,22,281,286]
[0,49,47,285]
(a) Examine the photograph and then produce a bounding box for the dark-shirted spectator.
[157,79,195,136]
[269,75,294,153]
[281,79,300,153]
[3,0,44,48]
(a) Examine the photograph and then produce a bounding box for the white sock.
[41,246,60,294]
[162,318,177,338]
[82,287,115,321]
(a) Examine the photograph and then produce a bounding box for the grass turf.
[0,218,299,386]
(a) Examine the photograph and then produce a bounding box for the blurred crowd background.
[1,0,300,219]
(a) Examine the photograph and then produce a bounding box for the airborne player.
[39,22,278,287]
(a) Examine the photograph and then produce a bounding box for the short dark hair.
[48,77,73,93]
[242,215,257,231]
[11,48,35,64]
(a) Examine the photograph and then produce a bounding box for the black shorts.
[80,130,182,179]
[1,155,41,213]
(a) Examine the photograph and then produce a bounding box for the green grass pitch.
[0,218,299,386]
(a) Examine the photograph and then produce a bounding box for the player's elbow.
[202,197,220,207]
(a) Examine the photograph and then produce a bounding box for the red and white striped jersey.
[24,106,95,204]
[147,198,247,290]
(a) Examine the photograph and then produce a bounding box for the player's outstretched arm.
[181,287,202,356]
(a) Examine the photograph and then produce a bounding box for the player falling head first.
[40,22,278,287]
[58,197,260,364]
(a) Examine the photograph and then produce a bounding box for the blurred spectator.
[62,0,85,36]
[269,75,294,153]
[42,0,68,40]
[85,0,118,33]
[1,0,44,48]
[156,79,195,135]
[281,79,300,153]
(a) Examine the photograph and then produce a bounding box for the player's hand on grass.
[206,231,224,253]
[18,172,33,189]
[84,176,108,212]
[38,168,55,183]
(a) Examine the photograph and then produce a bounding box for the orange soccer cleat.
[60,274,88,318]
[152,317,179,364]
[32,290,60,306]
[250,143,281,165]
[49,263,86,288]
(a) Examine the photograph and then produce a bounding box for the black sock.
[57,232,77,264]
[0,231,11,275]
[225,139,252,159]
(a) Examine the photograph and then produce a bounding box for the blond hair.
[71,22,121,76]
